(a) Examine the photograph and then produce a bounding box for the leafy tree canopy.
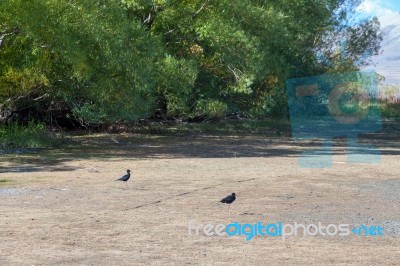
[0,0,382,125]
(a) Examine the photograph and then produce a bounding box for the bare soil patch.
[1,129,400,265]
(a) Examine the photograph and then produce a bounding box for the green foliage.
[0,0,383,124]
[380,101,400,119]
[1,0,161,124]
[378,85,400,119]
[0,122,58,148]
[196,99,228,118]
[155,55,198,117]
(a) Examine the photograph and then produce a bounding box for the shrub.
[0,121,59,148]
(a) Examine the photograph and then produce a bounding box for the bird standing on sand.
[116,169,131,187]
[220,193,236,214]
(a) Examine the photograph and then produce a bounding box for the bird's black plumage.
[116,169,131,182]
[220,193,236,204]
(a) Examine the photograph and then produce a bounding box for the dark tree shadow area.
[0,122,399,173]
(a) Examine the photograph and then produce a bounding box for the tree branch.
[0,28,19,36]
[192,0,210,18]
[0,28,20,48]
[164,0,210,35]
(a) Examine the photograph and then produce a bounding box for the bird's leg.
[228,205,231,216]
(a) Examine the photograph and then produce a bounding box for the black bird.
[220,193,236,214]
[116,169,131,187]
[221,193,236,204]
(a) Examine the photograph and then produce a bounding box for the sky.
[357,0,400,27]
[356,0,400,85]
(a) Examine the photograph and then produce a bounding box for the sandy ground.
[0,128,400,265]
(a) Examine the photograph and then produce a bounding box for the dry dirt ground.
[1,128,400,265]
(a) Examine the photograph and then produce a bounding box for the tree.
[0,0,383,125]
[1,0,161,124]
